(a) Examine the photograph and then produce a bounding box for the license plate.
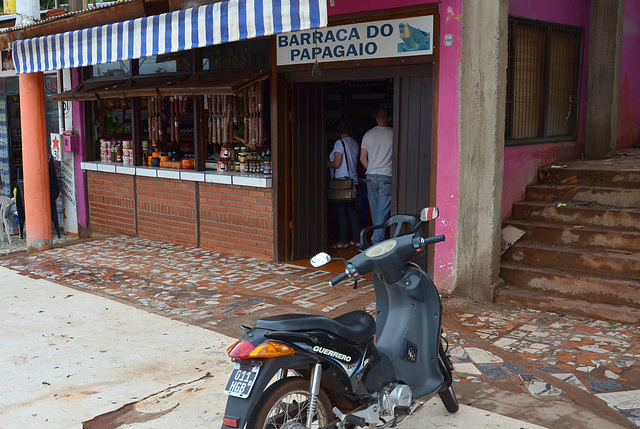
[223,363,260,398]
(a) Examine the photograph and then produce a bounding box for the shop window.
[92,61,131,79]
[138,51,193,75]
[505,17,583,146]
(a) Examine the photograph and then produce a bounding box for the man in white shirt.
[360,108,393,244]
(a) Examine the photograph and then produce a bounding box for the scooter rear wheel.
[248,376,335,428]
[438,385,459,413]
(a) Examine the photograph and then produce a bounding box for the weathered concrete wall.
[617,0,640,149]
[585,0,625,159]
[501,0,591,219]
[455,0,509,301]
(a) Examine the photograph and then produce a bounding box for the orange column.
[19,72,52,252]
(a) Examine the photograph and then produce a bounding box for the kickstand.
[353,277,358,289]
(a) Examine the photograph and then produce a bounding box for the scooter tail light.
[227,340,256,359]
[227,340,295,359]
[249,341,296,358]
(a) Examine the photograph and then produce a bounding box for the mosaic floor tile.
[502,362,525,375]
[476,363,511,379]
[596,389,640,410]
[550,373,588,391]
[464,347,503,364]
[519,374,564,396]
[620,409,640,426]
[587,377,624,394]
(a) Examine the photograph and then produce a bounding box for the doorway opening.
[324,79,393,252]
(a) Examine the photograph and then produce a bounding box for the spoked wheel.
[438,384,459,413]
[249,377,335,429]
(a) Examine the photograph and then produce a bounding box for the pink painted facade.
[617,0,640,149]
[503,0,640,219]
[502,0,591,220]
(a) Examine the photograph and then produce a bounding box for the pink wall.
[501,0,591,219]
[327,0,430,16]
[617,0,640,149]
[433,0,462,293]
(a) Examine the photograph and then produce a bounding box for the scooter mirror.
[420,207,439,222]
[310,252,331,267]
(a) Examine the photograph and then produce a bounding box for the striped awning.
[12,0,327,74]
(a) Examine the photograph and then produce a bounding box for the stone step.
[525,184,640,208]
[502,242,640,280]
[537,164,640,189]
[500,263,640,307]
[494,285,640,324]
[503,219,640,251]
[511,201,640,231]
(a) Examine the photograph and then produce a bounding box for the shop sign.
[277,15,433,66]
[50,133,62,161]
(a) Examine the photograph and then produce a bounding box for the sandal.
[348,240,359,247]
[330,242,348,249]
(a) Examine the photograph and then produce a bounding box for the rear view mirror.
[310,252,331,267]
[420,207,439,222]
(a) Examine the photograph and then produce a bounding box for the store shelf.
[80,161,272,188]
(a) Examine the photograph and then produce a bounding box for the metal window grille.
[506,17,584,146]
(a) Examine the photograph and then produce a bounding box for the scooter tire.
[248,376,335,428]
[438,385,459,413]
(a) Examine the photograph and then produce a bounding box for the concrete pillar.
[585,0,625,159]
[15,0,39,27]
[455,0,509,301]
[19,72,53,252]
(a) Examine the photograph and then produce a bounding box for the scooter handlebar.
[329,272,348,287]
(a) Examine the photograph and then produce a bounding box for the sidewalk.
[1,235,639,428]
[0,265,545,428]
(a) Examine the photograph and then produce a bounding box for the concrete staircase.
[496,149,640,323]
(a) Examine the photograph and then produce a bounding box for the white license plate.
[223,363,260,398]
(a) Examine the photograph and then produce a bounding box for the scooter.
[221,207,458,428]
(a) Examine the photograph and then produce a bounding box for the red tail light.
[223,417,239,427]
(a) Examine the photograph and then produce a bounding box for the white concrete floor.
[0,266,545,428]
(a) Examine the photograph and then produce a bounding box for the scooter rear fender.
[221,354,314,429]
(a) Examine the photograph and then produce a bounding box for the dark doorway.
[284,65,434,262]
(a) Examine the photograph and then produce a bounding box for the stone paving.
[446,309,640,427]
[2,235,639,427]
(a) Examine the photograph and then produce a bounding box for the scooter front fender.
[221,354,315,429]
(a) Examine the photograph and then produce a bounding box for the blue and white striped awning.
[13,0,327,74]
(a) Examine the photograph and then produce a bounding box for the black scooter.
[221,207,458,428]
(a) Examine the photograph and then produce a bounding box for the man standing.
[360,108,393,244]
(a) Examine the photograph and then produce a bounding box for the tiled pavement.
[2,235,639,428]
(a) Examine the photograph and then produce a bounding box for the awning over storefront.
[12,0,327,74]
[49,70,269,101]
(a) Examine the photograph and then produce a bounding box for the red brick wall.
[86,172,274,259]
[199,183,274,259]
[87,172,136,235]
[136,177,198,247]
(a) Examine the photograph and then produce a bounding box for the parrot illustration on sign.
[397,22,430,52]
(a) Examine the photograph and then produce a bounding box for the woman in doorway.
[327,120,361,249]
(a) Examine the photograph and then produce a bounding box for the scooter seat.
[254,310,375,345]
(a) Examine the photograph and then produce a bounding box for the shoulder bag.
[328,140,357,202]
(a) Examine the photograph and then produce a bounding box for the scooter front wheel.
[248,376,335,428]
[438,385,459,413]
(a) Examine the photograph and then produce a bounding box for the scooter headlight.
[227,340,295,359]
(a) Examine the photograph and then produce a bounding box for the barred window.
[506,17,584,146]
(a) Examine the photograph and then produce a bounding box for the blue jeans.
[366,174,392,244]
